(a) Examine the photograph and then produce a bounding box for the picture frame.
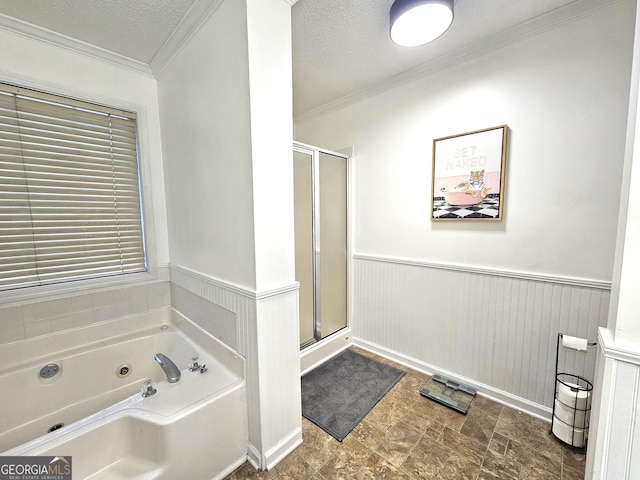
[431,125,508,221]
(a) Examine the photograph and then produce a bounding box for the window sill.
[0,265,170,307]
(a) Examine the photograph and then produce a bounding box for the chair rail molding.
[354,253,612,290]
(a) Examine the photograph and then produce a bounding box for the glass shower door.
[318,151,348,339]
[294,143,348,348]
[294,149,315,346]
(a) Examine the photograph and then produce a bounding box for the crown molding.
[0,0,287,80]
[294,0,623,122]
[0,13,153,77]
[149,0,225,78]
[151,0,297,77]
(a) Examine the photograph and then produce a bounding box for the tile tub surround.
[0,282,171,345]
[227,348,585,479]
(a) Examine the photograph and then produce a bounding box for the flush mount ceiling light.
[389,0,454,47]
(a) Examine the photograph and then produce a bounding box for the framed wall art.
[431,125,508,221]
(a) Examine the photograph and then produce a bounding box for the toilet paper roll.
[552,416,587,447]
[562,335,588,351]
[554,399,587,427]
[558,382,591,411]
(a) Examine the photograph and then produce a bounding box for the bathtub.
[0,306,248,480]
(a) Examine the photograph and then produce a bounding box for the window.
[0,83,147,291]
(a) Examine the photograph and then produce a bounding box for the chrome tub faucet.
[154,353,181,383]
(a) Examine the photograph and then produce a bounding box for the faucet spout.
[154,353,181,383]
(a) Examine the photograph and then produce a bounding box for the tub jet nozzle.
[40,364,60,378]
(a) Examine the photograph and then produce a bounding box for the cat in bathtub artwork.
[440,169,490,206]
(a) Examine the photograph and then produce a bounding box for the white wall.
[295,1,634,416]
[296,2,632,282]
[246,0,296,292]
[157,0,296,294]
[157,0,257,290]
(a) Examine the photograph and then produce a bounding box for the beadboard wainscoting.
[168,264,302,470]
[352,254,611,420]
[587,328,640,479]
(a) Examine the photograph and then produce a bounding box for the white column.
[586,1,640,476]
[159,0,301,470]
[244,0,302,470]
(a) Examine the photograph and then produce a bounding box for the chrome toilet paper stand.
[550,332,596,449]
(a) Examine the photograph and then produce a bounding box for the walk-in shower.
[293,142,349,350]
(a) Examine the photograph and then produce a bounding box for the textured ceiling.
[291,0,581,115]
[0,0,196,64]
[0,0,608,116]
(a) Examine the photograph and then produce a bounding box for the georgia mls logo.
[0,456,72,480]
[48,457,71,475]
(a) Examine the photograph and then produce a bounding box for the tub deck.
[0,307,248,480]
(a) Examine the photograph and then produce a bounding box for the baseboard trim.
[245,428,303,472]
[300,328,353,375]
[263,427,303,471]
[246,443,261,471]
[353,337,552,423]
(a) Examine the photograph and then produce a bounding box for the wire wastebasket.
[549,333,595,449]
[551,373,592,448]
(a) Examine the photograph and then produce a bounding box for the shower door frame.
[294,141,352,351]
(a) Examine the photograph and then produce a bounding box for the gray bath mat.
[301,349,405,441]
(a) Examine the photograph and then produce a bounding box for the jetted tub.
[0,306,248,480]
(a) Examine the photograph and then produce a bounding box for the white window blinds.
[0,83,146,291]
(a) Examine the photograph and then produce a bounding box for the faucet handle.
[188,356,200,372]
[141,379,157,397]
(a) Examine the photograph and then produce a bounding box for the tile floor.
[226,348,586,479]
